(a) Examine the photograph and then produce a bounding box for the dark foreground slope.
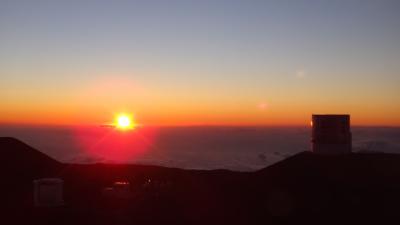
[1,137,400,225]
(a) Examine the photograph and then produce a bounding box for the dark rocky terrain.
[1,136,400,225]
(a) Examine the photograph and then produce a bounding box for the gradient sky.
[1,0,399,126]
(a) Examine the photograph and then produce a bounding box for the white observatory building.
[311,114,352,154]
[33,178,64,207]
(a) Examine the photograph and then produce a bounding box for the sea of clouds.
[0,126,399,171]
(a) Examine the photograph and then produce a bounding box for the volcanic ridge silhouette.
[1,137,400,225]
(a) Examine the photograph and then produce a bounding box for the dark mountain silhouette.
[0,137,61,175]
[1,137,399,225]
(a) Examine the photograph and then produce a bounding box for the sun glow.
[115,114,135,130]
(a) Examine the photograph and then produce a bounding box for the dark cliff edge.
[1,137,399,225]
[0,137,62,177]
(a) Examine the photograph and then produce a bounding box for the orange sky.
[1,76,399,127]
[1,2,400,127]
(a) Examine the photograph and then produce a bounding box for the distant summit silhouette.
[0,137,61,178]
[1,137,400,225]
[257,151,400,184]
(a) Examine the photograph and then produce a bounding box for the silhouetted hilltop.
[0,137,61,175]
[258,151,400,181]
[1,137,400,225]
[250,151,400,223]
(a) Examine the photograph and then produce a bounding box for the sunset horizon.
[1,1,400,224]
[1,1,399,127]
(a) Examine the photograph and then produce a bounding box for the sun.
[115,114,135,130]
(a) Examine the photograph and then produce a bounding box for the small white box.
[33,178,64,207]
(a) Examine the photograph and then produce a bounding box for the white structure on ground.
[33,178,64,207]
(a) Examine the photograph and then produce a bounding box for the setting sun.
[115,114,135,130]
